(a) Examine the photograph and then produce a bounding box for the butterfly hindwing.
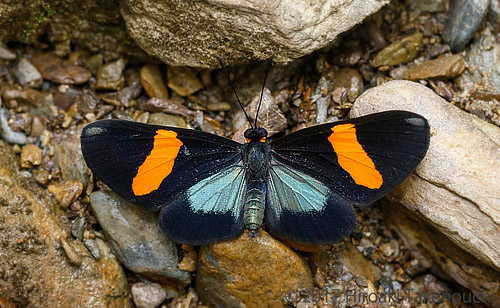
[265,163,356,244]
[81,120,242,211]
[159,166,246,245]
[270,110,430,206]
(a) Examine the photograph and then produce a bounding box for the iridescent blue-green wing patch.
[159,166,246,245]
[265,163,356,244]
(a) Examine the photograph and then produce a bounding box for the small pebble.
[148,112,187,128]
[85,54,103,74]
[167,66,203,96]
[20,144,42,168]
[371,32,423,67]
[95,59,126,90]
[403,54,465,80]
[76,93,98,114]
[61,238,82,266]
[31,51,91,84]
[0,43,16,60]
[84,239,101,260]
[30,116,46,137]
[145,97,195,119]
[140,64,169,98]
[34,169,50,185]
[14,58,43,88]
[131,282,167,308]
[48,180,84,208]
[71,217,86,240]
[178,245,197,272]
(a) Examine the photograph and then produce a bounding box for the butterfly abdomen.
[244,183,265,236]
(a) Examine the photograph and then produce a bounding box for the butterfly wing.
[267,110,430,243]
[159,166,246,245]
[81,120,242,211]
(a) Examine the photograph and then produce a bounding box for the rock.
[457,34,500,93]
[403,54,465,80]
[84,239,101,260]
[31,52,91,84]
[145,98,196,119]
[245,88,287,137]
[89,191,191,286]
[121,0,389,67]
[332,68,363,103]
[48,180,84,208]
[1,83,45,107]
[131,282,167,308]
[55,133,92,190]
[95,59,126,90]
[61,237,82,266]
[71,217,85,240]
[101,83,142,107]
[207,102,231,112]
[20,144,42,168]
[351,80,500,271]
[85,54,103,74]
[76,93,98,114]
[406,0,446,20]
[54,87,82,111]
[196,229,313,308]
[371,32,423,67]
[0,43,16,60]
[178,245,197,272]
[34,168,50,185]
[0,141,130,307]
[0,109,26,145]
[14,58,43,88]
[167,67,203,96]
[31,115,46,137]
[140,64,169,98]
[148,112,187,128]
[381,202,500,308]
[443,0,489,52]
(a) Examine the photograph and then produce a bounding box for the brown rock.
[20,144,42,168]
[178,245,197,272]
[34,169,50,185]
[332,68,364,103]
[95,59,126,90]
[140,64,169,98]
[14,58,43,88]
[101,83,142,107]
[131,282,167,308]
[85,54,103,74]
[61,237,82,266]
[48,180,84,208]
[148,112,187,128]
[245,88,287,137]
[144,97,195,119]
[1,83,44,107]
[31,115,46,137]
[31,52,91,84]
[167,67,203,96]
[207,102,231,111]
[54,87,83,111]
[196,229,313,308]
[0,142,130,307]
[371,32,423,67]
[55,132,92,190]
[404,54,465,80]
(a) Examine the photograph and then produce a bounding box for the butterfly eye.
[257,128,268,138]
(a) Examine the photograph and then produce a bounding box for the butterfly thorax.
[241,136,271,237]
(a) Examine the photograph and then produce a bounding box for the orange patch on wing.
[328,123,383,189]
[132,129,183,196]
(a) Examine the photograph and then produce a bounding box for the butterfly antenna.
[254,55,273,128]
[215,54,254,129]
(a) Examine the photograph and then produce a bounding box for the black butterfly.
[81,59,429,246]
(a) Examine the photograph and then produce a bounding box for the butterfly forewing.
[81,120,242,211]
[269,111,430,206]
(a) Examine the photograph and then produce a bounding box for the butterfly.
[81,59,430,246]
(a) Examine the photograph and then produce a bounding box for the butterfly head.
[244,127,268,143]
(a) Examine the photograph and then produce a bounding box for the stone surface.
[371,32,423,67]
[1,83,45,107]
[0,141,130,307]
[144,98,195,119]
[140,64,168,99]
[14,58,43,88]
[95,59,126,90]
[443,0,489,52]
[196,229,313,308]
[167,67,203,96]
[0,42,16,60]
[31,52,91,84]
[120,0,390,68]
[245,88,287,137]
[20,144,42,168]
[148,112,187,128]
[89,191,191,286]
[131,282,167,308]
[403,54,465,80]
[0,108,27,145]
[351,80,500,270]
[48,180,84,208]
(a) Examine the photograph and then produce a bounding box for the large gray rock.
[120,0,390,68]
[351,80,500,271]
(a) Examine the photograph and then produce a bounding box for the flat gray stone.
[89,191,191,286]
[351,80,500,271]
